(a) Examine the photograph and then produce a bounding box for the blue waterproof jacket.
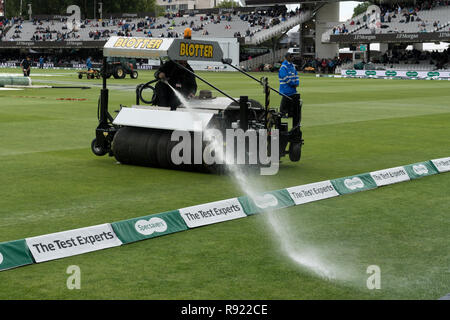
[278,59,299,96]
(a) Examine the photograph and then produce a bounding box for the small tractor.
[101,57,139,79]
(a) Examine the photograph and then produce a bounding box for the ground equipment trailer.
[91,36,303,172]
[77,69,101,79]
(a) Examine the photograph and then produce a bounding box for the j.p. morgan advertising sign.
[329,32,450,43]
[0,41,106,49]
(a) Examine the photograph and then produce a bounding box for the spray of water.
[165,83,348,281]
[163,81,193,110]
[265,210,351,280]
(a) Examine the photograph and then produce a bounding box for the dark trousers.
[23,69,30,77]
[153,81,181,110]
[280,93,301,124]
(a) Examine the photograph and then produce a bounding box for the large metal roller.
[112,126,219,172]
[0,76,32,87]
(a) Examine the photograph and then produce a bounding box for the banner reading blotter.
[111,210,187,244]
[238,189,295,215]
[370,166,410,186]
[26,224,122,263]
[286,180,340,205]
[431,157,450,173]
[0,239,34,271]
[179,198,246,228]
[331,173,377,195]
[404,161,439,179]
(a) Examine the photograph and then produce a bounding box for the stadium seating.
[245,11,311,45]
[324,3,450,37]
[1,9,308,45]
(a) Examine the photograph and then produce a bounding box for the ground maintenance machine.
[101,57,139,79]
[78,68,101,79]
[91,36,303,172]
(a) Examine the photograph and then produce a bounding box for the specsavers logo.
[427,72,440,77]
[385,71,397,76]
[253,194,279,208]
[344,177,365,190]
[134,218,168,236]
[406,71,418,77]
[346,70,357,76]
[0,252,3,265]
[113,37,163,49]
[365,71,376,76]
[179,42,214,58]
[413,164,428,175]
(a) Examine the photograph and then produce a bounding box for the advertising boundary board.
[0,157,448,271]
[341,69,450,80]
[111,210,188,244]
[0,239,34,271]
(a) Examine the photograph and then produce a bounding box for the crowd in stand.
[0,51,99,66]
[300,57,347,73]
[0,16,25,40]
[0,21,4,41]
[0,4,302,42]
[29,19,83,41]
[370,47,450,69]
[332,0,450,35]
[333,24,349,34]
[238,6,301,37]
[248,55,347,73]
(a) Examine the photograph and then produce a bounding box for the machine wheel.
[113,66,125,79]
[78,74,83,79]
[289,142,302,162]
[91,138,108,156]
[130,70,139,79]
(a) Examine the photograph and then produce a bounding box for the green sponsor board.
[406,71,418,77]
[238,189,295,216]
[0,239,34,271]
[403,161,438,179]
[345,70,357,76]
[111,210,187,244]
[427,72,440,77]
[365,71,376,76]
[331,173,377,195]
[385,71,397,76]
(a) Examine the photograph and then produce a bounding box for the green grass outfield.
[0,68,449,299]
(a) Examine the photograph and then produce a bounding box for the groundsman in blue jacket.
[278,52,300,118]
